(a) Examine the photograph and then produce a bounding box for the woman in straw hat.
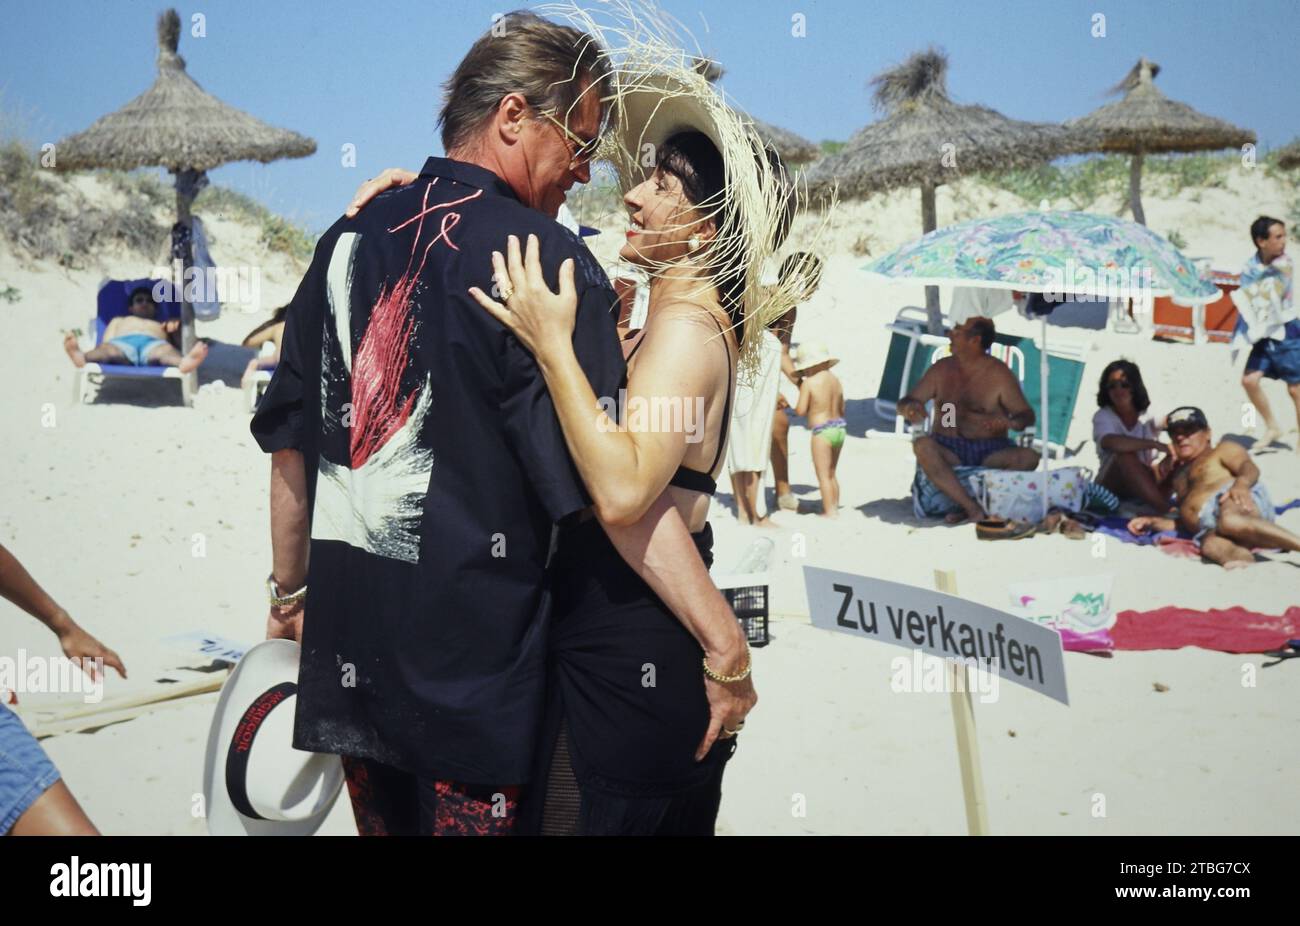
[462,47,797,833]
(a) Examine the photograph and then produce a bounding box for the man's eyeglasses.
[537,108,605,168]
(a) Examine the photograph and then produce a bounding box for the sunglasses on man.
[537,106,608,168]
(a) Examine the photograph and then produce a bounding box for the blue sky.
[3,0,1296,231]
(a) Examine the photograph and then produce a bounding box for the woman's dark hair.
[655,132,789,327]
[241,304,289,347]
[1096,359,1150,412]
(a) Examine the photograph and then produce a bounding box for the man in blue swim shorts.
[63,286,209,373]
[899,316,1040,523]
[1237,216,1299,450]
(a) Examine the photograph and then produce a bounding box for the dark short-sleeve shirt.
[251,157,624,784]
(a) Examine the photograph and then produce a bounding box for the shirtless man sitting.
[63,286,208,373]
[899,316,1040,523]
[1127,406,1300,568]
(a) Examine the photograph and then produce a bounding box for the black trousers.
[530,723,734,836]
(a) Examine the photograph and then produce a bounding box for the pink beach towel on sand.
[1111,606,1300,653]
[1060,628,1115,652]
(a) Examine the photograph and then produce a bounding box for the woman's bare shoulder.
[633,305,733,377]
[642,303,733,345]
[649,299,726,326]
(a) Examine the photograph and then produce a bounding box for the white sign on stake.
[803,566,1069,705]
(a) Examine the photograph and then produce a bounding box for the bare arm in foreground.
[267,448,310,642]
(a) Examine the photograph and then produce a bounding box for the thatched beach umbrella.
[53,8,316,353]
[692,59,821,166]
[802,48,1091,331]
[748,117,821,166]
[1276,139,1300,170]
[1065,58,1254,226]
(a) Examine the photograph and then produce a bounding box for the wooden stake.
[20,672,227,725]
[934,569,990,835]
[28,688,222,739]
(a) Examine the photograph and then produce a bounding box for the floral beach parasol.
[864,210,1219,304]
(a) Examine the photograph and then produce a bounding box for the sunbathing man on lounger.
[899,316,1040,524]
[63,286,208,373]
[1127,406,1300,568]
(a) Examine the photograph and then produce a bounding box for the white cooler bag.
[974,467,1089,522]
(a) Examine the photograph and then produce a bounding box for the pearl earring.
[688,235,701,252]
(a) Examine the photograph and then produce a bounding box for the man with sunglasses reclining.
[1127,406,1300,568]
[63,286,209,373]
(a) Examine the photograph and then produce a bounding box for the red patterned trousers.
[341,755,520,836]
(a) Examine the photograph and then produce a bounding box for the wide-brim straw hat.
[793,341,839,372]
[202,640,344,836]
[560,3,803,377]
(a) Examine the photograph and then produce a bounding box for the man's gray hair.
[439,10,613,153]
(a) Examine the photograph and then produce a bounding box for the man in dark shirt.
[250,12,749,836]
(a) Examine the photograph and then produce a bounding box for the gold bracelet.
[703,649,751,684]
[266,574,307,608]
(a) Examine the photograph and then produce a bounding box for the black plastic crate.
[722,583,769,648]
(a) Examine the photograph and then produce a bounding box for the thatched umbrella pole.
[172,168,204,352]
[803,49,1095,333]
[920,181,940,321]
[1067,58,1254,226]
[1129,146,1146,225]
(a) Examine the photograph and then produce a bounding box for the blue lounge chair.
[73,278,195,406]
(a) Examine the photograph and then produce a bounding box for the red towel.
[1154,536,1201,558]
[1112,606,1300,653]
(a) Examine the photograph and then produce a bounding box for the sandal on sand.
[976,518,1037,541]
[1038,510,1087,540]
[1060,519,1086,540]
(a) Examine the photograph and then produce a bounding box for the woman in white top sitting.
[1092,360,1172,512]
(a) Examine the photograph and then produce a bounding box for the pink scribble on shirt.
[349,179,482,469]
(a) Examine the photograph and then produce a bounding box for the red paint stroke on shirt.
[348,181,479,469]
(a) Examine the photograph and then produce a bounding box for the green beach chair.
[872,306,947,435]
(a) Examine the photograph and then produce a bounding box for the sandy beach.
[2,161,1299,836]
